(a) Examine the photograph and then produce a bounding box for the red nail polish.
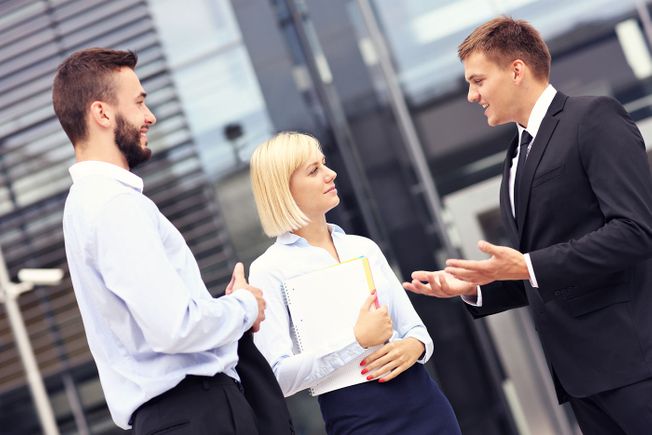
[378,379,385,383]
[360,360,366,366]
[366,375,373,380]
[361,369,367,375]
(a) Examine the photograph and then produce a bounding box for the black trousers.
[132,373,259,435]
[569,377,652,435]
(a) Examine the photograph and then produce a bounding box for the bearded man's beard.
[115,114,151,170]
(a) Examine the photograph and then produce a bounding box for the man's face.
[112,68,156,169]
[114,113,150,169]
[463,51,518,126]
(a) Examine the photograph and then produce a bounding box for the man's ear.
[511,59,525,83]
[89,101,112,129]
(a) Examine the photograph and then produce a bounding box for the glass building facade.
[1,0,652,434]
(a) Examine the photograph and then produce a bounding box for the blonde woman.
[248,132,461,435]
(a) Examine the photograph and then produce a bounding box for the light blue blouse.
[250,224,434,397]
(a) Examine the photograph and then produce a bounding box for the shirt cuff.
[345,333,367,357]
[343,330,368,354]
[398,329,434,364]
[461,286,483,306]
[230,288,258,330]
[524,253,539,288]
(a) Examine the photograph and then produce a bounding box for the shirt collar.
[276,223,345,246]
[517,83,557,141]
[68,161,144,193]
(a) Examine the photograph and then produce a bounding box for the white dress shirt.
[63,161,258,429]
[250,224,434,397]
[466,84,557,306]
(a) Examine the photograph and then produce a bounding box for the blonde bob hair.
[250,131,323,237]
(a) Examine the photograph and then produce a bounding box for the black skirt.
[317,364,461,435]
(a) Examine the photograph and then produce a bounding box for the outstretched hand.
[444,240,529,285]
[403,270,477,298]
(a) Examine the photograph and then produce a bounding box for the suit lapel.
[516,92,568,240]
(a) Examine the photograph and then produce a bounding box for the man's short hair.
[250,132,322,237]
[458,16,551,81]
[52,48,138,145]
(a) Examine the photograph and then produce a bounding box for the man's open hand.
[444,240,529,285]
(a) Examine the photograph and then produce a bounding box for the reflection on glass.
[150,0,273,180]
[371,0,637,103]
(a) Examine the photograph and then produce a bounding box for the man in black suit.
[404,16,652,434]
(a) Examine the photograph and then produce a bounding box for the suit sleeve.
[465,280,528,318]
[529,97,652,289]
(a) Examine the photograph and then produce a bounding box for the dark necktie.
[514,130,533,222]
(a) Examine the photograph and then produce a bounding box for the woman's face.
[289,148,339,220]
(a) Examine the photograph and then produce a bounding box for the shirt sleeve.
[461,286,483,306]
[369,242,434,364]
[92,193,257,354]
[250,259,366,397]
[523,253,539,288]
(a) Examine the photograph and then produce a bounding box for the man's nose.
[467,88,479,103]
[146,106,157,125]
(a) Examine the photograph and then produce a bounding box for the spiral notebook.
[282,257,379,396]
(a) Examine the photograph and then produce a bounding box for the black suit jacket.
[236,332,295,434]
[467,92,652,401]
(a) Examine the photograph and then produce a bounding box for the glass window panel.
[150,0,240,67]
[371,0,638,102]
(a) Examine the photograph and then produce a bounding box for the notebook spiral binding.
[282,282,306,354]
[282,281,317,394]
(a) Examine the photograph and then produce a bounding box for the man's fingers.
[402,281,418,292]
[426,272,440,289]
[439,274,453,294]
[251,319,262,332]
[445,258,486,270]
[407,279,433,295]
[410,270,433,281]
[478,240,500,256]
[232,262,245,277]
[231,262,248,288]
[225,273,236,295]
[445,266,479,283]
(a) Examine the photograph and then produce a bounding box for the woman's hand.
[360,337,424,382]
[354,291,393,348]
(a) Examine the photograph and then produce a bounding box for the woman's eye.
[309,167,318,175]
